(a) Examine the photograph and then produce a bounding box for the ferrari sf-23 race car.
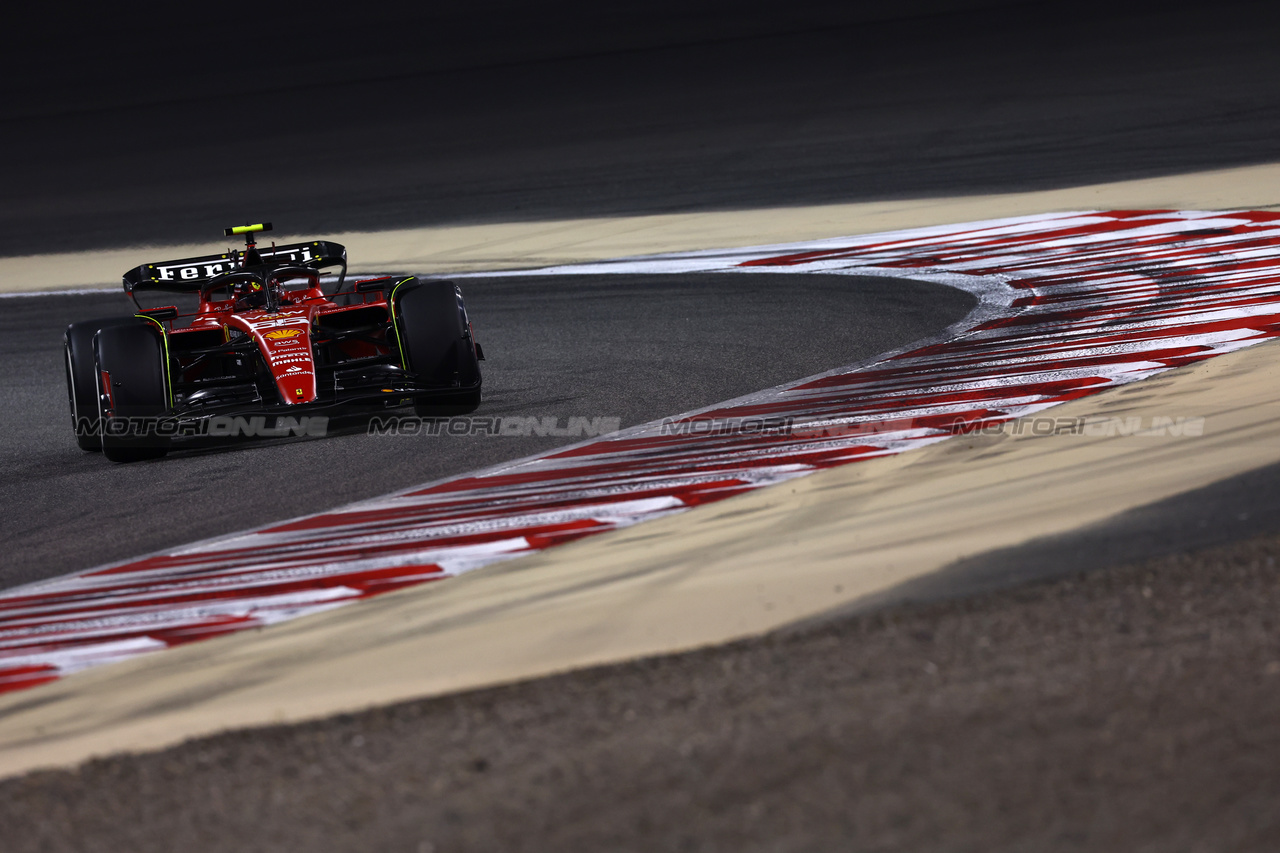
[65,223,483,462]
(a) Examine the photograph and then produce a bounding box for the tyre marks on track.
[4,209,1280,694]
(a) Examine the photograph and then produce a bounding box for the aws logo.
[263,329,304,340]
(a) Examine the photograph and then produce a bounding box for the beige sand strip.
[4,162,1280,292]
[1,331,1276,778]
[3,162,1279,777]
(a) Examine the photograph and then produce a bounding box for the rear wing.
[123,240,348,294]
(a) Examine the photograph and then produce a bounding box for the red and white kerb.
[3,209,1280,694]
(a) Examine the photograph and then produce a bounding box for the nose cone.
[231,313,319,405]
[275,363,318,405]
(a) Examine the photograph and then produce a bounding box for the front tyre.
[65,317,134,451]
[395,279,482,415]
[94,322,171,463]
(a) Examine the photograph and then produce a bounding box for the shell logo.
[264,329,303,340]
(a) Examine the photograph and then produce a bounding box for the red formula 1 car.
[64,223,483,462]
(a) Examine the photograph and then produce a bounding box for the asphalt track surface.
[1,1,1279,254]
[5,0,1280,849]
[2,0,1276,590]
[0,273,973,591]
[6,532,1280,852]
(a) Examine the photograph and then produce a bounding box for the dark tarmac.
[0,273,973,591]
[0,1,1277,254]
[3,1,1280,850]
[5,524,1279,852]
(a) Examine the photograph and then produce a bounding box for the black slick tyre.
[395,279,482,415]
[65,316,134,451]
[94,322,171,463]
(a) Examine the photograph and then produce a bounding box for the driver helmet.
[233,276,269,308]
[268,268,319,304]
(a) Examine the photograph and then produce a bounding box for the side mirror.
[355,277,394,293]
[137,306,179,322]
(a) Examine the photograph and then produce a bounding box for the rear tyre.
[65,317,134,451]
[94,322,171,463]
[396,279,482,416]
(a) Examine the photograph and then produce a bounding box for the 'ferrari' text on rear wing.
[122,240,347,293]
